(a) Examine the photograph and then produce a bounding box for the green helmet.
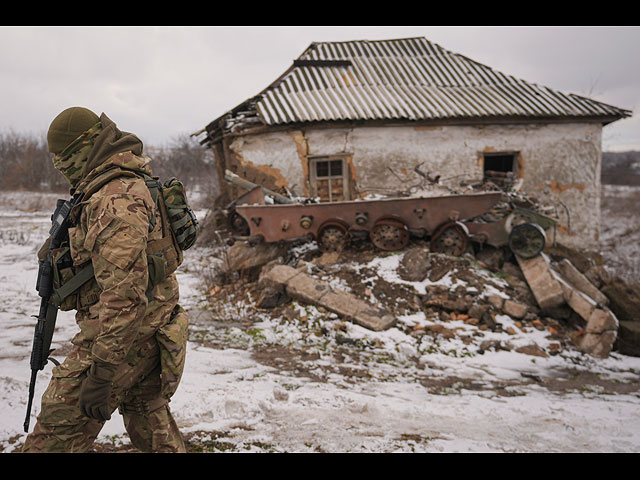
[47,107,100,154]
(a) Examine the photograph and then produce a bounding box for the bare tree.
[0,130,219,199]
[147,133,219,206]
[0,130,67,192]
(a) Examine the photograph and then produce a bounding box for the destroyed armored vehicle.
[223,171,557,259]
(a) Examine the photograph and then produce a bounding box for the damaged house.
[195,36,630,253]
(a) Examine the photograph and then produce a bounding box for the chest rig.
[45,167,197,311]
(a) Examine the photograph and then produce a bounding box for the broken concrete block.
[516,254,565,311]
[468,303,490,321]
[579,331,617,359]
[514,344,548,358]
[556,274,597,322]
[566,306,619,359]
[557,259,609,307]
[227,242,285,272]
[487,294,505,310]
[398,247,430,282]
[503,299,528,319]
[286,272,331,304]
[260,264,396,331]
[352,306,396,332]
[586,307,619,334]
[320,290,363,319]
[579,307,619,358]
[259,264,301,290]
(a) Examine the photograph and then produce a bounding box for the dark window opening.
[484,154,515,174]
[483,152,519,190]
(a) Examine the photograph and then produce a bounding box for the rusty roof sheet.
[254,37,630,125]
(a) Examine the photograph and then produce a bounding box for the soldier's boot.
[120,397,186,453]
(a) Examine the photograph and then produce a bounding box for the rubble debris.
[556,274,598,322]
[260,264,397,331]
[239,238,634,358]
[600,277,640,323]
[514,344,549,358]
[552,265,619,358]
[208,183,639,359]
[617,322,640,357]
[225,241,286,274]
[515,254,565,311]
[502,299,528,319]
[398,247,431,282]
[556,258,609,307]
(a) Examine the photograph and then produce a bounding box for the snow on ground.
[1,190,640,453]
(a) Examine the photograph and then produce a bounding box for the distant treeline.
[0,130,218,197]
[1,130,637,192]
[602,151,640,186]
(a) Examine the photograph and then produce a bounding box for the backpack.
[141,175,199,288]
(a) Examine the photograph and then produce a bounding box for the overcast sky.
[1,26,638,151]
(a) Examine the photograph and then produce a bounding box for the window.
[484,153,516,175]
[483,152,519,188]
[310,157,349,202]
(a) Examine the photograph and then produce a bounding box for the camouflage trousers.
[22,336,186,453]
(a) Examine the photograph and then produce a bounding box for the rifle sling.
[50,264,95,306]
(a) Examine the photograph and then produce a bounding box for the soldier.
[22,107,188,453]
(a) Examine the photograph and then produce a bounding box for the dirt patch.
[537,369,640,395]
[250,344,325,382]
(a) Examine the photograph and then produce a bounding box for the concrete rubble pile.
[208,176,639,361]
[210,230,640,360]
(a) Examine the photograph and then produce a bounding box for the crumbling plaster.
[226,121,603,252]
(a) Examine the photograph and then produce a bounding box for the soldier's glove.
[79,361,118,422]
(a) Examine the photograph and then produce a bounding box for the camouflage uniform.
[22,113,188,453]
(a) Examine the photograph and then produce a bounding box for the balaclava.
[48,107,102,188]
[51,121,103,188]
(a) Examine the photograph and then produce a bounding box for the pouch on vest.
[142,174,198,289]
[161,178,198,251]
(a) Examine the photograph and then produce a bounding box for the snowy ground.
[1,189,640,453]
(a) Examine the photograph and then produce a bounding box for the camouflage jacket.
[67,152,180,366]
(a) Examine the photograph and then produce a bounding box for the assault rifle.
[23,194,82,433]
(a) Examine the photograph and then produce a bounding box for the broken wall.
[224,121,603,252]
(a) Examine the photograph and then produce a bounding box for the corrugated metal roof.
[252,37,630,126]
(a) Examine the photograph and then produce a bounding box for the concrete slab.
[557,258,609,307]
[261,264,397,331]
[515,254,565,310]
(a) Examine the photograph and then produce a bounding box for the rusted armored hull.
[234,188,509,253]
[225,170,556,257]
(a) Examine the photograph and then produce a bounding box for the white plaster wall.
[228,122,603,251]
[228,132,306,195]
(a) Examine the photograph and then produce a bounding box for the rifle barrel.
[23,369,38,432]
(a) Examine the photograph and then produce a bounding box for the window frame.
[309,155,350,202]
